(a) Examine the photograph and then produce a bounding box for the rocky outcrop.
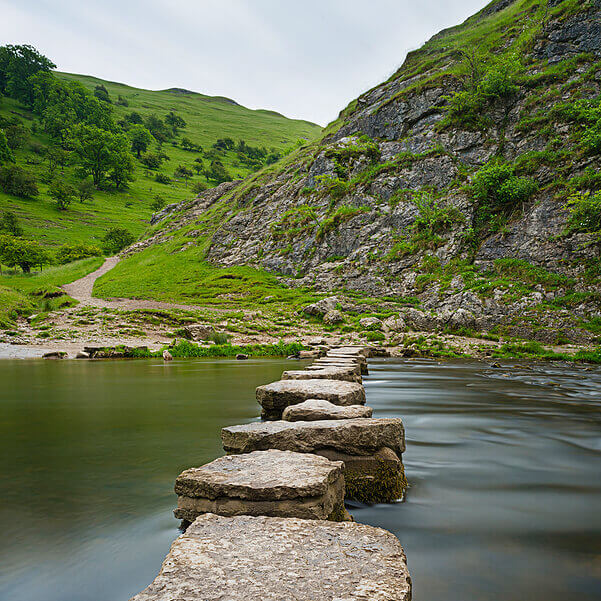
[129,514,412,601]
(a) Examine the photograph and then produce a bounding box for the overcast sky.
[0,0,487,125]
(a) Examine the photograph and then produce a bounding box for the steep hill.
[0,73,320,248]
[96,0,601,347]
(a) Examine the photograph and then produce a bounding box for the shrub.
[154,173,171,184]
[316,175,350,200]
[0,234,51,273]
[141,153,163,170]
[48,180,76,210]
[563,191,601,236]
[471,160,537,234]
[150,195,166,212]
[0,164,38,197]
[191,181,208,194]
[77,179,95,203]
[0,210,23,236]
[56,242,102,264]
[102,227,135,254]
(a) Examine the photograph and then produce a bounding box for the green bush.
[102,227,135,255]
[316,175,350,200]
[0,164,38,197]
[471,160,537,235]
[563,191,601,235]
[56,242,102,264]
[154,173,171,184]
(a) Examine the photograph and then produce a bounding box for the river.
[0,357,600,600]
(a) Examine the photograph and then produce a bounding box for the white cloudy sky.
[0,0,487,125]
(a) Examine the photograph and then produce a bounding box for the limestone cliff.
[135,0,601,344]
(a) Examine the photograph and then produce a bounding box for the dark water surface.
[1,357,600,600]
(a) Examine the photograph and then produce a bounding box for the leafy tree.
[207,159,231,184]
[165,111,186,135]
[103,227,134,254]
[0,44,55,105]
[125,111,143,125]
[151,195,166,212]
[174,164,193,186]
[154,173,171,184]
[56,242,102,264]
[4,123,27,149]
[181,137,201,152]
[49,180,76,210]
[192,157,204,174]
[0,165,38,197]
[94,84,111,103]
[0,210,23,236]
[76,179,94,202]
[46,146,70,174]
[145,114,170,143]
[213,138,235,151]
[71,125,133,186]
[191,181,207,194]
[0,234,51,273]
[141,152,163,170]
[116,95,129,107]
[0,130,14,163]
[129,124,153,157]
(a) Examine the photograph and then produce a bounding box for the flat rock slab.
[256,379,366,420]
[222,418,405,457]
[282,366,361,383]
[283,399,373,421]
[174,450,346,522]
[129,514,411,601]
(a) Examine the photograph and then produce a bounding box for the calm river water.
[0,357,600,600]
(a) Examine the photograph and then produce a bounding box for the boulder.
[282,366,361,384]
[359,317,383,330]
[305,362,362,376]
[323,309,344,325]
[174,450,348,522]
[222,418,405,458]
[163,350,173,361]
[42,351,67,360]
[128,514,411,601]
[256,379,366,420]
[184,324,215,341]
[75,352,90,359]
[302,296,342,318]
[236,354,249,360]
[283,399,373,421]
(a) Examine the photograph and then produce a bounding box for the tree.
[140,152,163,170]
[129,124,153,157]
[4,123,27,149]
[145,114,169,143]
[0,130,14,163]
[165,111,186,135]
[94,84,111,103]
[125,111,143,125]
[0,234,51,273]
[174,164,193,186]
[207,159,231,184]
[213,137,235,151]
[56,242,102,264]
[0,165,38,197]
[46,146,70,174]
[0,210,23,236]
[77,179,94,202]
[49,180,76,210]
[71,125,134,187]
[192,157,204,174]
[151,195,166,212]
[0,44,55,105]
[103,227,134,254]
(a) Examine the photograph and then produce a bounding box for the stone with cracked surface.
[283,399,373,421]
[174,450,347,522]
[129,514,412,601]
[256,379,366,420]
[222,418,405,457]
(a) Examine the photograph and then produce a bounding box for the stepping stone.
[256,379,366,421]
[174,450,349,522]
[283,399,373,421]
[310,360,362,374]
[282,365,362,383]
[222,418,406,503]
[129,514,412,601]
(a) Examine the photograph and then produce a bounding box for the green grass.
[0,76,320,249]
[93,242,321,310]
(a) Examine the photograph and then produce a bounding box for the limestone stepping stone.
[282,365,362,383]
[315,357,369,375]
[222,418,406,503]
[256,379,366,420]
[129,514,412,601]
[283,399,373,421]
[174,450,349,522]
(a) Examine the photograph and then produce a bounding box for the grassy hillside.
[0,74,320,249]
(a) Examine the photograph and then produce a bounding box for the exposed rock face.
[282,399,373,421]
[184,324,215,341]
[128,514,412,601]
[174,450,347,522]
[132,1,601,344]
[222,418,405,457]
[256,379,366,420]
